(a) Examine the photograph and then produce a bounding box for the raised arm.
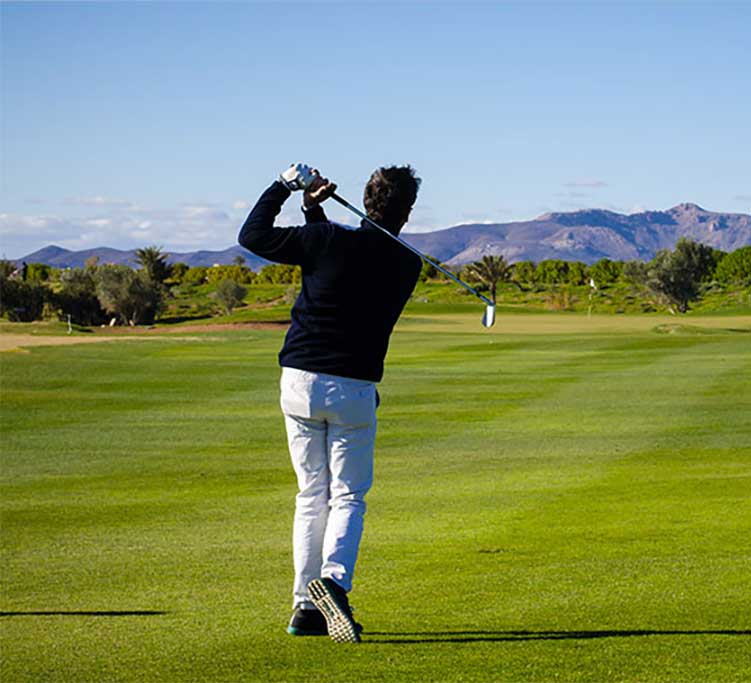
[238,166,337,265]
[237,181,307,264]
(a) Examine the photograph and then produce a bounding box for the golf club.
[330,192,496,328]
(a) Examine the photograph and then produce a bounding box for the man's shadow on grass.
[364,629,751,644]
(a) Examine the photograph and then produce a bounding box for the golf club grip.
[330,193,493,306]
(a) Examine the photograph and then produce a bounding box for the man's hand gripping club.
[280,163,337,209]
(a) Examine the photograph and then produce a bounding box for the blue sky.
[2,1,750,258]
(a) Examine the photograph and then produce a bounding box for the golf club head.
[482,303,496,328]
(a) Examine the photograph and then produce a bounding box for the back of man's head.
[363,165,421,234]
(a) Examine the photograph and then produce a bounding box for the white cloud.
[564,179,608,188]
[0,214,71,237]
[181,205,229,220]
[1,199,243,256]
[67,196,134,208]
[232,200,251,211]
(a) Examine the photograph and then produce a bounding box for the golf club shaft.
[330,193,494,307]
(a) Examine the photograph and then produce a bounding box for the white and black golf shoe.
[307,578,361,644]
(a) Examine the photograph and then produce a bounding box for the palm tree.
[136,245,170,285]
[464,255,515,303]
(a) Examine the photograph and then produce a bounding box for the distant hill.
[17,245,269,271]
[15,203,751,269]
[403,203,751,266]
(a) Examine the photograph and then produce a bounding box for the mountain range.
[15,203,751,269]
[405,203,751,266]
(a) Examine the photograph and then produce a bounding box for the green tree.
[206,264,255,284]
[214,279,247,314]
[183,266,208,285]
[463,255,514,303]
[589,258,622,285]
[95,265,162,325]
[57,268,107,325]
[566,261,589,285]
[714,246,751,284]
[256,263,301,285]
[645,238,717,313]
[26,263,54,282]
[0,277,48,321]
[169,262,190,283]
[512,261,536,284]
[622,260,648,285]
[233,254,246,267]
[535,259,569,284]
[136,245,170,285]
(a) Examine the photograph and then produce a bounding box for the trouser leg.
[283,414,330,610]
[321,388,377,592]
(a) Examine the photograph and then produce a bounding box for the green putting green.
[1,313,750,682]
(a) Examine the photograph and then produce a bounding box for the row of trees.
[2,242,749,323]
[0,253,301,288]
[459,241,751,313]
[1,260,165,325]
[0,247,293,324]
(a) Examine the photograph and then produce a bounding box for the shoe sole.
[286,625,327,637]
[307,579,361,644]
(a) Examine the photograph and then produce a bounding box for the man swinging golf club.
[238,163,422,643]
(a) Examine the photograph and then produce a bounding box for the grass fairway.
[1,313,750,682]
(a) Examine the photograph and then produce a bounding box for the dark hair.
[363,165,421,230]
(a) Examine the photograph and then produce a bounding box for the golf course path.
[0,334,204,352]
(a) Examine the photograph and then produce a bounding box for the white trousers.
[280,367,377,609]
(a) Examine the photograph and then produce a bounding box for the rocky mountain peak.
[669,202,708,215]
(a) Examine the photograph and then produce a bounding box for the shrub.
[545,289,574,311]
[283,285,300,305]
[0,277,49,321]
[715,246,751,284]
[0,260,17,278]
[214,279,247,314]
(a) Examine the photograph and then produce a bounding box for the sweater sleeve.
[237,181,332,266]
[302,203,327,225]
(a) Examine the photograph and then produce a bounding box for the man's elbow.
[238,221,260,253]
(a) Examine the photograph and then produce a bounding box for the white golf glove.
[279,163,317,191]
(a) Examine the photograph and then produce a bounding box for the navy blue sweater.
[238,181,422,382]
